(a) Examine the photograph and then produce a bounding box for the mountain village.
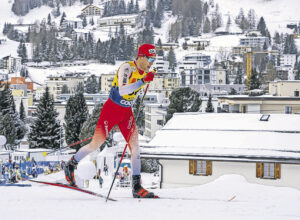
[1,0,300,207]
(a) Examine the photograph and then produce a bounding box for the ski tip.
[154,195,159,198]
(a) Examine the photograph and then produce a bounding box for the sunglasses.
[139,51,156,62]
[146,56,156,63]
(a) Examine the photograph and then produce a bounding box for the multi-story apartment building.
[155,56,169,73]
[211,63,226,85]
[2,55,21,73]
[0,69,9,81]
[81,4,101,16]
[46,74,85,100]
[179,52,212,86]
[9,77,34,115]
[148,72,180,98]
[240,36,269,50]
[269,80,300,97]
[190,84,245,97]
[98,13,145,28]
[100,73,115,94]
[218,95,300,114]
[278,54,297,80]
[144,94,169,139]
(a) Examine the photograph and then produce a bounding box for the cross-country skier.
[65,44,157,198]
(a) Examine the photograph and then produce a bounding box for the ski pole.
[46,136,93,155]
[105,143,128,202]
[105,73,154,202]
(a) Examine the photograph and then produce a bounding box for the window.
[263,163,274,178]
[196,160,206,175]
[157,120,164,126]
[256,162,281,179]
[285,106,292,114]
[189,160,212,176]
[294,91,299,97]
[260,114,270,121]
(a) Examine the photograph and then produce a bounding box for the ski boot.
[64,156,78,187]
[132,175,156,198]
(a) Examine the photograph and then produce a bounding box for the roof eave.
[141,153,300,164]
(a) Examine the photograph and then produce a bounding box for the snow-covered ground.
[1,171,300,220]
[214,0,300,35]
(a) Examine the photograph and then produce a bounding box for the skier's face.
[141,55,156,72]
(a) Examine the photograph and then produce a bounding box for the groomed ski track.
[1,171,300,220]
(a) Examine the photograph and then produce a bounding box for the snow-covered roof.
[98,14,138,21]
[0,151,10,155]
[15,148,53,153]
[141,113,300,162]
[65,17,82,22]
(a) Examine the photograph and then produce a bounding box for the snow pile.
[1,172,300,220]
[76,160,97,180]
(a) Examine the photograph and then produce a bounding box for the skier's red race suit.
[74,61,146,175]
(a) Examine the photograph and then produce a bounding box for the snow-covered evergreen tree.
[205,94,214,112]
[153,0,164,28]
[234,67,243,84]
[247,9,256,30]
[283,35,297,54]
[85,75,99,94]
[47,14,52,25]
[28,87,61,149]
[0,114,17,150]
[257,17,268,36]
[167,47,177,71]
[0,83,26,143]
[82,16,87,28]
[166,87,201,122]
[60,12,67,26]
[19,100,25,121]
[157,38,164,56]
[134,0,139,13]
[64,92,88,151]
[295,61,300,80]
[203,17,211,33]
[248,68,260,90]
[61,84,69,94]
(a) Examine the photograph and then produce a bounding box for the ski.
[116,196,236,202]
[26,179,117,201]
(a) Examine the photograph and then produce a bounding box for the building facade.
[278,54,297,80]
[218,95,300,114]
[141,113,300,190]
[81,4,101,16]
[179,53,212,86]
[46,74,85,100]
[240,36,269,49]
[269,80,300,97]
[100,73,115,94]
[2,55,21,72]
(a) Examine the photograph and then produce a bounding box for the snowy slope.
[0,0,147,38]
[214,0,300,35]
[1,172,300,220]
